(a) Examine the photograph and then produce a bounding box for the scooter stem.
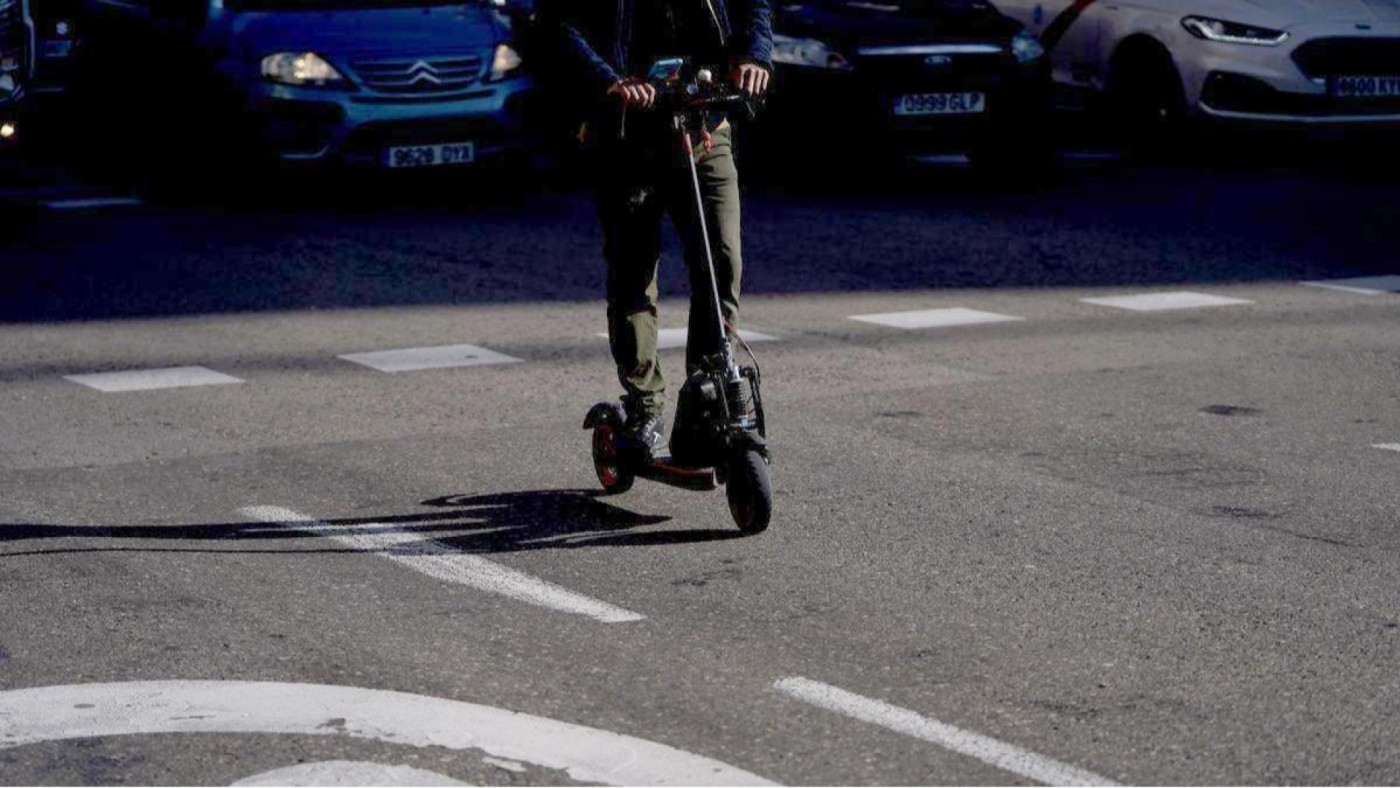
[677,114,739,382]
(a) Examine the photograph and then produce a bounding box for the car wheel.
[1107,38,1187,159]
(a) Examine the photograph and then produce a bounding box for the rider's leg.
[600,165,669,425]
[671,123,743,377]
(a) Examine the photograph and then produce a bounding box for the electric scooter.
[584,59,773,535]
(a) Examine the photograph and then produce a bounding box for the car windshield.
[225,0,489,11]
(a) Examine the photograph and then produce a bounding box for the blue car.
[76,0,532,169]
[0,0,31,149]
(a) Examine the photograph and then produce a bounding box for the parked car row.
[10,0,1400,174]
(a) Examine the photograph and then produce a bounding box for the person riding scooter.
[535,0,773,459]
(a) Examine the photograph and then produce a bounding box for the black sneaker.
[620,408,665,461]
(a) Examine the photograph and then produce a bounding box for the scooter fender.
[583,402,626,430]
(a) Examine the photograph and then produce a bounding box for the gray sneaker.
[620,408,665,461]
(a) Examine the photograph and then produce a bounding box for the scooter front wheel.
[726,449,772,534]
[592,424,635,495]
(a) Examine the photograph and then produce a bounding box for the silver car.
[78,0,532,168]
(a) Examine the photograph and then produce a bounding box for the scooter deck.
[636,456,719,491]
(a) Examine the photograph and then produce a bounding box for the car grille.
[854,45,1010,88]
[349,53,485,94]
[1292,38,1400,79]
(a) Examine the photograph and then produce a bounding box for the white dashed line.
[44,196,144,210]
[1302,276,1400,295]
[848,308,1024,330]
[239,506,644,624]
[338,344,522,373]
[774,677,1119,787]
[64,366,244,393]
[1080,292,1252,312]
[1373,444,1400,452]
[595,328,779,350]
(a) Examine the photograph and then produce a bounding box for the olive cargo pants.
[598,123,743,418]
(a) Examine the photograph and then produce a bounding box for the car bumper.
[760,61,1051,150]
[240,76,533,166]
[1180,22,1400,126]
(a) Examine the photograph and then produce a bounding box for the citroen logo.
[407,60,443,85]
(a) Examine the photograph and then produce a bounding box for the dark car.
[754,0,1053,170]
[0,0,31,148]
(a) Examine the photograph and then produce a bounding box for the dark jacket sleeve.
[728,0,774,68]
[535,0,624,95]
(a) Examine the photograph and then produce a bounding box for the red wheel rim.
[593,426,621,487]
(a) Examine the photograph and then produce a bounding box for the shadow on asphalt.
[5,112,1400,324]
[0,489,745,558]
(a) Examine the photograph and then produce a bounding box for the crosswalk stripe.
[64,366,244,393]
[1081,292,1252,312]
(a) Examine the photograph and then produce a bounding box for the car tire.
[1107,38,1187,160]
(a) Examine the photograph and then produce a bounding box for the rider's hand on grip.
[608,78,657,108]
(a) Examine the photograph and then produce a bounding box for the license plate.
[892,92,986,116]
[383,141,476,169]
[42,40,73,59]
[1331,75,1400,98]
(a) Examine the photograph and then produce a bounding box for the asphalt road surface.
[1,145,1398,786]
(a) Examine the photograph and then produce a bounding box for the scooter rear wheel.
[592,424,635,495]
[726,450,772,534]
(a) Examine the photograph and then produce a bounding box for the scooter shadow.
[417,490,746,553]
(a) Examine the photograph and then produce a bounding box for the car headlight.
[260,52,346,87]
[488,43,523,81]
[1011,30,1046,63]
[0,73,16,100]
[771,34,852,71]
[1181,16,1289,46]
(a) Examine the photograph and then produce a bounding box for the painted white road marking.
[233,761,467,786]
[1302,276,1400,295]
[1080,292,1252,312]
[0,681,774,786]
[848,308,1024,330]
[483,757,528,774]
[774,677,1117,787]
[338,344,522,373]
[1373,444,1400,452]
[239,506,644,624]
[44,196,144,210]
[595,328,779,350]
[64,366,244,393]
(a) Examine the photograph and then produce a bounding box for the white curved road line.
[775,677,1118,787]
[239,506,644,624]
[232,760,468,786]
[0,681,776,787]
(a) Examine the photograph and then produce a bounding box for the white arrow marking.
[0,681,775,786]
[232,760,467,786]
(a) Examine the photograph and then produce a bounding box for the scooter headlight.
[771,34,853,71]
[1182,16,1289,46]
[1011,29,1046,63]
[261,52,346,87]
